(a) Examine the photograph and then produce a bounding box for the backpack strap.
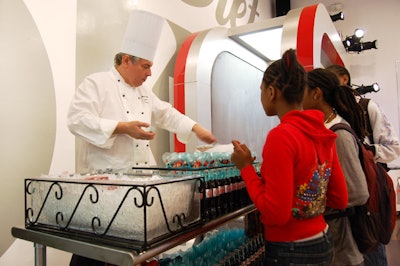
[324,207,355,220]
[329,123,370,177]
[330,123,363,148]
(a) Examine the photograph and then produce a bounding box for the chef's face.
[125,56,153,87]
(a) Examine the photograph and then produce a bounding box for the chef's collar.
[112,67,135,88]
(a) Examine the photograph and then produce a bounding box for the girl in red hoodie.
[231,49,348,265]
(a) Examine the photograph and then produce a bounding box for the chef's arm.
[191,124,217,144]
[114,121,155,140]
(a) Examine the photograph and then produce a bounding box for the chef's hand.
[231,140,254,170]
[192,124,217,144]
[114,121,155,140]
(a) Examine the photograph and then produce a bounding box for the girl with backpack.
[303,68,370,265]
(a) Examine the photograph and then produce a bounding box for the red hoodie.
[241,109,348,242]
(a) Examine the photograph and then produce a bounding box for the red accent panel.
[297,5,318,71]
[173,32,199,152]
[321,33,344,66]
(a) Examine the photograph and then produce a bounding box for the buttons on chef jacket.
[135,143,150,148]
[135,144,149,147]
[135,162,148,165]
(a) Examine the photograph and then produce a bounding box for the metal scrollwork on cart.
[24,173,204,251]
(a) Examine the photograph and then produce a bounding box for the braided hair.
[307,68,367,140]
[326,64,351,86]
[263,49,307,104]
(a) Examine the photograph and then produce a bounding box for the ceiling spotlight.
[355,83,380,95]
[330,12,344,22]
[342,28,377,53]
[346,40,378,53]
[343,28,364,46]
[354,28,365,38]
[361,40,378,50]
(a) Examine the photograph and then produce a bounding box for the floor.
[387,214,400,266]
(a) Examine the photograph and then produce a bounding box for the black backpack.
[330,123,396,253]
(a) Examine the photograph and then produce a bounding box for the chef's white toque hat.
[120,10,165,62]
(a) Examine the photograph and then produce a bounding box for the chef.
[67,9,216,174]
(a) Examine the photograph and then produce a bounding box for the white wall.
[0,0,77,262]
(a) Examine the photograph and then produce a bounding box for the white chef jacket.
[67,67,196,173]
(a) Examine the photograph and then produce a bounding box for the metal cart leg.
[33,243,46,266]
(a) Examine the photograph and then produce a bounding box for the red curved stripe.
[297,5,317,71]
[321,33,344,66]
[173,32,199,152]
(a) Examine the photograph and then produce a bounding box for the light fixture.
[354,83,380,95]
[235,26,283,61]
[343,28,364,47]
[228,16,285,62]
[346,40,377,53]
[330,11,344,22]
[354,28,365,38]
[342,28,377,53]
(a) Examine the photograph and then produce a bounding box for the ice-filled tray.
[24,170,203,251]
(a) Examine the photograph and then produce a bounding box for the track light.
[343,28,364,46]
[354,28,365,38]
[346,40,377,53]
[330,12,344,22]
[354,83,380,95]
[342,28,377,53]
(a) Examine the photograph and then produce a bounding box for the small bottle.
[217,170,226,216]
[224,168,233,213]
[210,170,219,219]
[203,172,212,221]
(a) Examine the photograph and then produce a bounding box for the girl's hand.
[231,140,254,170]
